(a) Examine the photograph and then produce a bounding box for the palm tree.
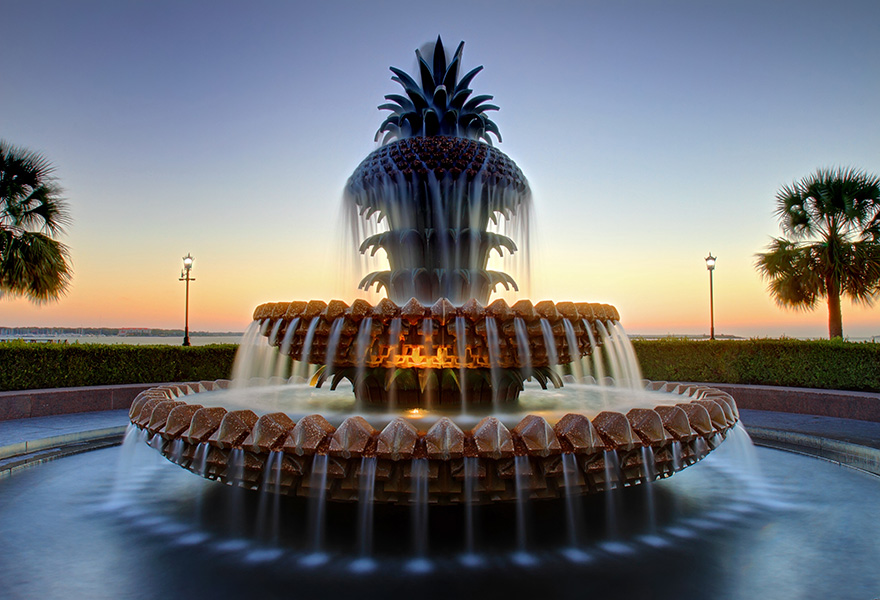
[755,167,880,339]
[0,140,72,302]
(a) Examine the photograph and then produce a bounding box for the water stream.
[352,456,378,572]
[562,319,583,381]
[303,454,329,565]
[485,316,502,410]
[408,458,431,572]
[455,316,468,411]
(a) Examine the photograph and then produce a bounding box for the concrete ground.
[740,409,880,450]
[739,409,880,475]
[0,409,129,476]
[0,409,129,451]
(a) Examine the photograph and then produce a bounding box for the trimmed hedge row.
[632,338,880,393]
[0,342,237,391]
[1,339,878,393]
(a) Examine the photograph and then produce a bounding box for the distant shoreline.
[629,334,744,340]
[0,334,242,346]
[0,327,243,346]
[1,328,876,344]
[0,327,243,338]
[631,334,878,342]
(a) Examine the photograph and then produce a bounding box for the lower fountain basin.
[129,379,739,504]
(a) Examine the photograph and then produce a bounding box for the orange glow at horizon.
[5,250,876,340]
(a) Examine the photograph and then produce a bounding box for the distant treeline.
[0,327,243,337]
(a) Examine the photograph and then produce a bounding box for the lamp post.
[705,253,716,341]
[179,253,195,347]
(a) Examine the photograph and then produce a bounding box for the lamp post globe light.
[705,253,716,341]
[179,253,195,347]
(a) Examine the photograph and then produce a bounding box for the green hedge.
[2,339,878,393]
[632,338,880,393]
[0,342,238,391]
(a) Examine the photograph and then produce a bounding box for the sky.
[1,0,878,339]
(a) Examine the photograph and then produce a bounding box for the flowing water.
[324,318,345,371]
[485,316,502,409]
[255,451,282,546]
[354,317,373,404]
[639,446,659,542]
[455,316,468,412]
[303,454,329,565]
[512,455,535,566]
[350,456,378,573]
[409,458,431,573]
[602,450,620,541]
[297,318,321,383]
[170,438,184,464]
[561,319,583,381]
[387,318,402,409]
[224,449,247,543]
[561,453,583,549]
[227,308,650,419]
[513,317,532,376]
[539,318,558,374]
[463,456,479,561]
[343,168,535,304]
[5,435,878,599]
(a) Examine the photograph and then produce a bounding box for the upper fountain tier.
[251,297,620,405]
[345,36,531,306]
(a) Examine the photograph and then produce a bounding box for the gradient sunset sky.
[2,0,878,338]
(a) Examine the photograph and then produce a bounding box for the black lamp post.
[180,253,195,346]
[705,253,716,340]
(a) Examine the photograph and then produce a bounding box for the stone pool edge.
[746,425,880,476]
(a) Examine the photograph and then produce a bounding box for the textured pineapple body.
[346,136,530,305]
[349,136,527,198]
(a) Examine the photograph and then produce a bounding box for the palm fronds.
[756,166,880,337]
[0,140,73,301]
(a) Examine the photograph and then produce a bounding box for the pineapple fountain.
[6,38,879,600]
[128,37,739,509]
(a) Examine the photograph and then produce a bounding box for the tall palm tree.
[0,140,72,302]
[755,167,880,339]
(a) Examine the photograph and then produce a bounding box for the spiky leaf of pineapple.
[375,37,501,144]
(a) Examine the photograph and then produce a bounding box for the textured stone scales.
[129,380,739,504]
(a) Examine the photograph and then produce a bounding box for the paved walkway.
[0,409,129,462]
[739,409,880,450]
[738,409,880,475]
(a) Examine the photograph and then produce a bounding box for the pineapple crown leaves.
[375,36,502,146]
